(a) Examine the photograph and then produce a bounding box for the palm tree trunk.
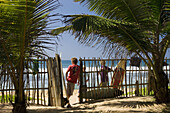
[13,89,26,113]
[151,71,169,103]
[12,72,26,113]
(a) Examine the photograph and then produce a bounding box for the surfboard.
[82,88,124,99]
[111,59,126,89]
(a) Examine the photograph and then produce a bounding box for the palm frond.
[74,0,151,24]
[52,15,152,56]
[0,0,60,88]
[0,0,59,62]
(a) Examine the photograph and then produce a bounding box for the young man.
[65,57,80,108]
[99,60,112,86]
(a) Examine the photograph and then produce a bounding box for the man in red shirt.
[65,57,80,108]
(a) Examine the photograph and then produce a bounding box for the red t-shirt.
[66,64,80,83]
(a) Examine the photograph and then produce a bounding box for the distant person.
[99,60,112,86]
[78,66,89,101]
[65,57,80,108]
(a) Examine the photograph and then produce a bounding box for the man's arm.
[66,66,70,81]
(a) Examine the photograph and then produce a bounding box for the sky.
[46,0,170,60]
[46,0,103,60]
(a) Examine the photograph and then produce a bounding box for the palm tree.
[0,0,59,112]
[52,0,170,103]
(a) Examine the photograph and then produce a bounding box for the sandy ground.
[0,89,170,113]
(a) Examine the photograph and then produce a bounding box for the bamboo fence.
[0,58,49,105]
[79,58,170,103]
[0,57,169,105]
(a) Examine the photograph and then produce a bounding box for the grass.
[0,95,34,103]
[123,88,154,96]
[124,86,170,96]
[0,95,15,102]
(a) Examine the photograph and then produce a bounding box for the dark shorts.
[66,82,75,97]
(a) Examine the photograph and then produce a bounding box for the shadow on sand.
[28,106,96,113]
[33,97,169,113]
[1,97,170,113]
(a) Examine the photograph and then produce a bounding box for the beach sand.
[0,89,170,113]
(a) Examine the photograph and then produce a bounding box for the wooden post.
[129,61,131,97]
[41,57,43,105]
[125,59,127,97]
[37,57,39,105]
[46,55,64,107]
[55,54,64,107]
[26,60,29,103]
[135,80,139,96]
[47,58,52,106]
[43,58,46,105]
[131,65,134,97]
[148,70,151,95]
[79,58,83,103]
[50,58,58,106]
[143,70,145,96]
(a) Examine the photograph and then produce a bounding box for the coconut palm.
[0,0,59,112]
[52,0,170,103]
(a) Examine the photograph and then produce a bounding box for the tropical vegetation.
[0,0,59,112]
[52,0,170,103]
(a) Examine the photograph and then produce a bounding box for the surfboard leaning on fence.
[111,59,126,89]
[81,59,125,99]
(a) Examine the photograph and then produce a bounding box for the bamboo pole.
[106,59,109,97]
[43,58,46,105]
[115,60,118,98]
[26,60,29,103]
[2,68,6,103]
[37,57,39,105]
[89,59,92,101]
[91,59,96,100]
[0,66,2,103]
[79,58,83,103]
[6,69,9,103]
[41,57,43,105]
[84,58,87,101]
[125,60,127,97]
[135,81,139,96]
[139,66,142,96]
[129,65,131,97]
[143,68,145,96]
[131,64,134,97]
[95,59,99,100]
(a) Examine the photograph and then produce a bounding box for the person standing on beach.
[65,57,80,108]
[99,60,112,86]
